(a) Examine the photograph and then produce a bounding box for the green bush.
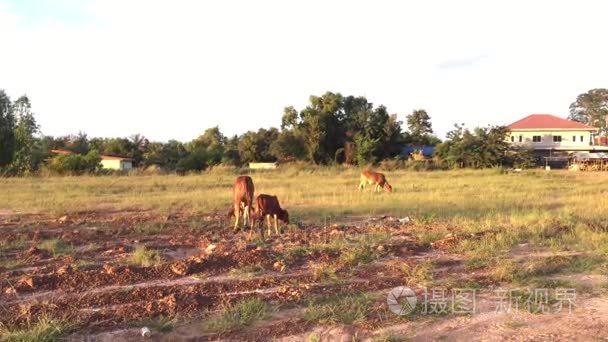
[47,150,101,175]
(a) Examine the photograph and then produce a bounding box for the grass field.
[3,168,608,341]
[3,167,608,223]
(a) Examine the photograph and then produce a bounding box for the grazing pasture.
[2,168,608,222]
[2,167,608,341]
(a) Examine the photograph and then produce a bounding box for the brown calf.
[359,170,392,193]
[255,194,289,236]
[232,176,255,231]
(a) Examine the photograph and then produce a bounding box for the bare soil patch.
[2,211,607,341]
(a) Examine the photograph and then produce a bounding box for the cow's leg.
[249,206,255,231]
[244,205,250,228]
[245,206,253,239]
[266,215,272,236]
[258,216,265,240]
[233,205,240,231]
[274,214,279,235]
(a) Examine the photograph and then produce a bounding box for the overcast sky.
[1,0,607,141]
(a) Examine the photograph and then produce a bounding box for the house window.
[553,135,562,142]
[511,136,514,142]
[581,135,584,142]
[532,136,541,142]
[518,135,523,142]
[573,136,576,142]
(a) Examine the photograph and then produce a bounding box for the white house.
[507,114,603,152]
[100,155,133,171]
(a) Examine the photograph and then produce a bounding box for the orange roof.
[508,114,597,131]
[51,149,72,155]
[101,155,132,161]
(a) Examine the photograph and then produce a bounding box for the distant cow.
[255,194,289,236]
[359,170,392,193]
[232,176,255,231]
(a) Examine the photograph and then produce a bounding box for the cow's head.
[278,209,290,224]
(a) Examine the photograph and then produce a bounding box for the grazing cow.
[255,194,289,236]
[232,176,255,231]
[359,170,392,193]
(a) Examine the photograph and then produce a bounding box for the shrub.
[205,298,267,333]
[127,245,163,267]
[47,150,101,175]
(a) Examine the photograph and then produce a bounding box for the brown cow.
[232,176,255,231]
[255,194,289,236]
[359,170,392,193]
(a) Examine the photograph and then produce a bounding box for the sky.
[1,0,607,142]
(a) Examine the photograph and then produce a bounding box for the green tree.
[282,92,405,165]
[406,109,434,145]
[63,132,90,154]
[297,92,345,164]
[222,135,241,165]
[0,90,15,167]
[129,134,149,166]
[270,130,306,161]
[192,126,227,166]
[569,88,608,135]
[11,95,42,173]
[434,124,511,168]
[238,128,279,163]
[281,106,299,130]
[48,150,101,175]
[176,149,208,172]
[153,140,188,169]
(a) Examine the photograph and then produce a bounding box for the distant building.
[101,155,133,171]
[507,114,608,167]
[507,114,607,152]
[400,146,435,158]
[249,162,278,170]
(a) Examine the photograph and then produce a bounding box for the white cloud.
[1,0,607,141]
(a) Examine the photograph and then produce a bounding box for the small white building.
[100,155,133,171]
[507,114,602,152]
[249,162,278,170]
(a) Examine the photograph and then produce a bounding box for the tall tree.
[238,128,278,163]
[222,135,241,165]
[11,95,41,173]
[406,109,434,145]
[192,126,227,166]
[63,132,90,154]
[434,124,510,168]
[569,88,608,135]
[381,113,404,159]
[282,92,405,165]
[0,90,15,167]
[270,130,306,161]
[297,92,345,164]
[281,106,299,130]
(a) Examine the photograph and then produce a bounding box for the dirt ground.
[2,210,608,341]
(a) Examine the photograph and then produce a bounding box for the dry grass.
[4,167,608,287]
[205,298,268,334]
[303,294,373,325]
[127,245,163,267]
[0,316,72,342]
[2,168,608,225]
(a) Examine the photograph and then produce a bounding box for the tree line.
[1,88,605,175]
